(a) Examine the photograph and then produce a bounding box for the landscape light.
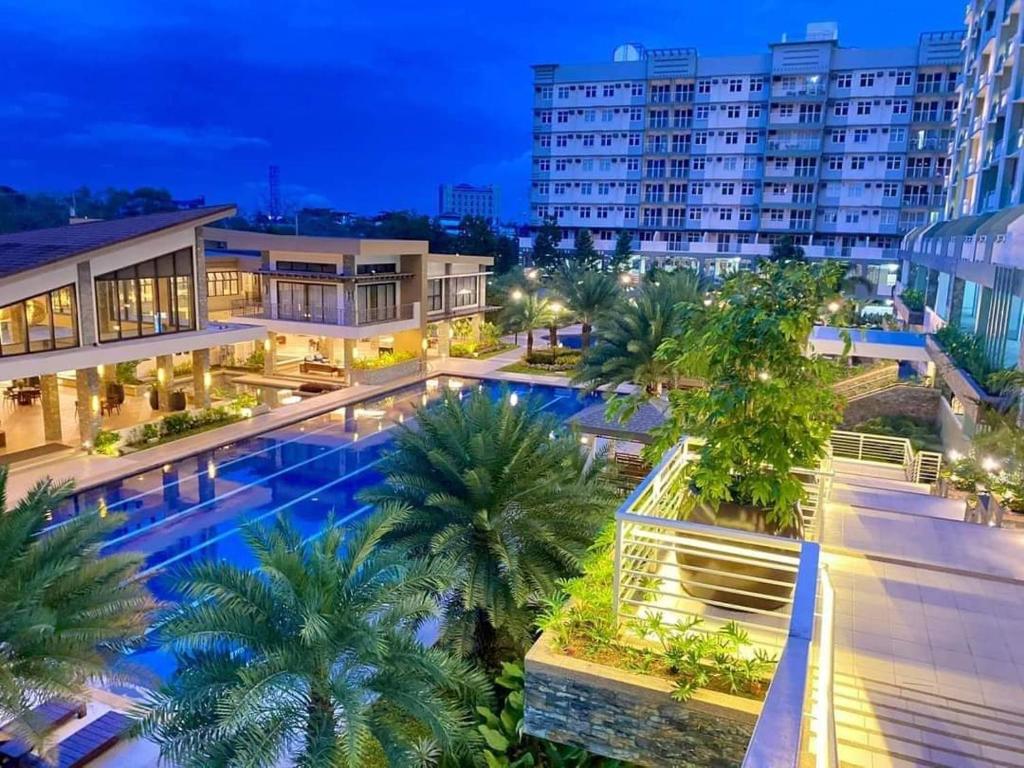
[509,392,519,407]
[551,302,563,313]
[758,371,771,381]
[827,301,841,313]
[947,449,962,461]
[982,456,1000,472]
[526,269,539,280]
[511,289,523,301]
[703,297,713,307]
[619,273,631,285]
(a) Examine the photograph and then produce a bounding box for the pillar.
[192,349,211,409]
[75,368,102,448]
[342,339,355,385]
[40,374,62,443]
[155,354,174,411]
[263,332,276,376]
[437,320,451,358]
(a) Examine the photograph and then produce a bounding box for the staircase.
[809,672,1024,767]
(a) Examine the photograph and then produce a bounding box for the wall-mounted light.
[97,364,105,377]
[203,371,212,389]
[91,394,100,414]
[263,338,272,352]
[157,368,166,384]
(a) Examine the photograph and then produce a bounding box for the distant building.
[530,23,963,290]
[438,183,501,225]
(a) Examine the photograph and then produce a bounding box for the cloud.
[0,91,70,120]
[63,122,269,151]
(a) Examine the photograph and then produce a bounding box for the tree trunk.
[549,324,558,362]
[305,689,338,760]
[527,329,534,357]
[581,322,592,351]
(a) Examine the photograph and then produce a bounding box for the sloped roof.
[570,398,669,444]
[0,205,235,279]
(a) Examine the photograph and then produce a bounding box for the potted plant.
[647,260,846,610]
[148,386,160,411]
[898,288,926,325]
[169,389,187,412]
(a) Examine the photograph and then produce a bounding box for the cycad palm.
[0,467,155,744]
[555,269,620,350]
[143,509,490,768]
[362,389,615,667]
[502,293,554,357]
[573,269,702,394]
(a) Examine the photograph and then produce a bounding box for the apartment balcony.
[766,138,822,154]
[770,83,828,100]
[901,194,946,208]
[230,300,420,333]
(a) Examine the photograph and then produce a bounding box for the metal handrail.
[830,430,942,484]
[230,299,417,327]
[831,364,900,400]
[813,565,839,768]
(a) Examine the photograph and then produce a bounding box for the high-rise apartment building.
[899,0,1024,441]
[529,23,963,285]
[438,183,501,223]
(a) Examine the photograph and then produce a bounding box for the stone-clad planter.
[523,633,759,768]
[348,358,422,386]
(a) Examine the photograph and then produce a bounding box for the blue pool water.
[545,333,593,350]
[810,326,926,347]
[53,376,600,678]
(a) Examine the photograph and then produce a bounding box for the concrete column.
[437,320,451,357]
[76,262,97,346]
[263,332,276,376]
[192,348,211,409]
[321,337,336,365]
[40,374,62,443]
[194,232,209,330]
[155,354,174,411]
[75,367,102,448]
[342,339,355,385]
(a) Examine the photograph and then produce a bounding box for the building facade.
[529,24,963,289]
[0,210,491,460]
[438,183,501,224]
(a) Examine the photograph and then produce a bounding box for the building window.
[834,101,849,116]
[603,85,614,97]
[207,270,240,297]
[728,78,743,92]
[584,85,597,98]
[836,73,852,88]
[859,73,875,88]
[95,249,194,342]
[749,77,764,92]
[427,278,444,312]
[452,276,478,308]
[0,284,78,356]
[631,83,644,97]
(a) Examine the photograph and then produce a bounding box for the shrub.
[92,429,121,456]
[934,325,997,391]
[140,423,160,442]
[350,350,416,370]
[161,412,194,436]
[114,360,142,384]
[900,288,925,312]
[172,361,193,377]
[229,392,258,413]
[537,526,777,702]
[852,415,942,453]
[450,317,475,340]
[242,348,264,371]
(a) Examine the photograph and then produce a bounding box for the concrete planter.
[349,358,422,386]
[524,633,758,768]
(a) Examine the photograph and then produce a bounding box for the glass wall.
[0,285,78,356]
[453,276,478,308]
[427,278,444,312]
[96,249,194,342]
[276,281,339,323]
[357,282,397,322]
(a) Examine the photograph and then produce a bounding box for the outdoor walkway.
[810,460,1024,767]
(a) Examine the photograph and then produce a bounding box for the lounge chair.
[19,711,133,768]
[0,701,86,763]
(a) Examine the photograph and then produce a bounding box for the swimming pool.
[53,376,601,678]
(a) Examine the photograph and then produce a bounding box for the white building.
[529,23,963,292]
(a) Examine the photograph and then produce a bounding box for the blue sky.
[1,0,964,220]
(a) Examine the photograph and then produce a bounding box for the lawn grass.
[451,342,518,360]
[497,361,575,377]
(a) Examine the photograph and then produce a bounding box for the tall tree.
[0,468,156,746]
[651,260,846,527]
[608,230,635,273]
[144,511,489,768]
[456,215,498,256]
[362,389,615,667]
[530,216,562,270]
[555,269,620,351]
[767,235,806,264]
[572,228,602,272]
[502,293,553,356]
[573,270,703,394]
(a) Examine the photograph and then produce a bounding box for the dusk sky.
[2,0,964,220]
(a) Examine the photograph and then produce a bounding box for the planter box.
[349,358,422,386]
[925,337,1008,426]
[524,633,758,768]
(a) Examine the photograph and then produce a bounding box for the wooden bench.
[21,711,133,768]
[299,361,343,377]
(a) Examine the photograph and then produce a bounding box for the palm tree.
[573,269,702,394]
[143,510,490,768]
[362,389,616,668]
[0,467,155,745]
[555,269,620,351]
[502,293,553,357]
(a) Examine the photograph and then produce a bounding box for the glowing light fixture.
[509,392,519,407]
[511,289,524,301]
[758,371,771,382]
[827,301,840,313]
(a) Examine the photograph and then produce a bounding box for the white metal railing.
[612,441,835,768]
[811,565,839,768]
[829,430,942,484]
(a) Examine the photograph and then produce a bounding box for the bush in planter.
[934,324,996,389]
[92,429,121,456]
[161,412,194,436]
[650,260,846,530]
[114,360,142,384]
[899,288,925,312]
[350,350,416,370]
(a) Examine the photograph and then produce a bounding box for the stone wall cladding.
[841,386,942,428]
[349,358,422,386]
[523,634,757,768]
